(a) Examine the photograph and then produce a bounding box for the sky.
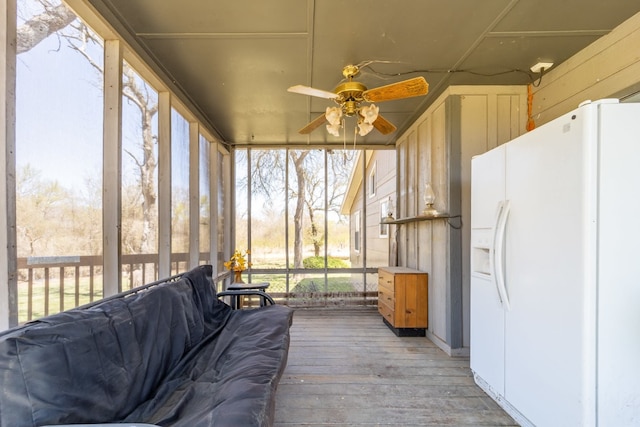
[16,27,104,191]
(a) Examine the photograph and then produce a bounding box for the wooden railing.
[17,256,380,323]
[16,253,209,322]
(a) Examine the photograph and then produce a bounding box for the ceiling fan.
[288,64,429,137]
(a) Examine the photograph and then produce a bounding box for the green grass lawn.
[291,277,356,293]
[244,273,358,293]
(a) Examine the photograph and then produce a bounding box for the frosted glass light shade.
[358,121,373,136]
[326,123,341,136]
[325,106,343,125]
[360,104,379,124]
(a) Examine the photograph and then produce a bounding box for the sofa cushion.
[123,304,294,427]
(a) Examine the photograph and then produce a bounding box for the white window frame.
[368,161,376,198]
[379,199,389,238]
[354,210,361,253]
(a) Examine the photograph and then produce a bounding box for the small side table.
[226,282,270,309]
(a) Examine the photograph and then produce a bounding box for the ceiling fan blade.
[363,76,429,102]
[288,85,338,100]
[299,114,328,134]
[372,114,397,135]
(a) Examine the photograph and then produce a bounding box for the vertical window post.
[1,0,18,328]
[188,122,199,268]
[102,39,123,296]
[157,92,171,278]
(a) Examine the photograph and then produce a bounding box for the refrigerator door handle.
[490,201,504,304]
[494,200,511,311]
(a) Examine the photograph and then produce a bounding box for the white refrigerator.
[470,99,640,426]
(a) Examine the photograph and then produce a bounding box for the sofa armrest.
[217,290,275,309]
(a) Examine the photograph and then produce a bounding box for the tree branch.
[17,2,77,54]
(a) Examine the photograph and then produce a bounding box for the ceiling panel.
[492,0,640,32]
[143,37,310,143]
[309,0,515,86]
[105,0,309,34]
[89,0,640,147]
[457,34,605,85]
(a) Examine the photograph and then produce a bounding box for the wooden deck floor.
[274,307,517,426]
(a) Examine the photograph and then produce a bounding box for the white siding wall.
[532,11,640,125]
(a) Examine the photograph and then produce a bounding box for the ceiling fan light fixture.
[325,106,343,126]
[357,121,374,136]
[326,122,342,137]
[360,103,379,124]
[290,65,428,137]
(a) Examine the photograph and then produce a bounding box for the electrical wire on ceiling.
[354,59,546,133]
[354,59,547,86]
[364,64,538,84]
[359,60,548,130]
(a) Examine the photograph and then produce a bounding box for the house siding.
[532,11,640,124]
[349,150,397,269]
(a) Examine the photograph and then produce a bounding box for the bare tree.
[289,150,309,267]
[247,149,354,268]
[16,165,69,255]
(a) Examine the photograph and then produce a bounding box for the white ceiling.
[87,0,640,147]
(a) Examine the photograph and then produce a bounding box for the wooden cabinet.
[378,267,428,336]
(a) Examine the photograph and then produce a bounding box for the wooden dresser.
[378,267,428,336]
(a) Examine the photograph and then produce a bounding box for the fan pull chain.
[353,123,358,149]
[342,118,347,149]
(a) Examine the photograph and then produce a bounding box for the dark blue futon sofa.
[0,265,293,427]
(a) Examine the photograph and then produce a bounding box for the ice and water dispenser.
[471,229,492,278]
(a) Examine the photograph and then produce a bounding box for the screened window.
[234,148,357,296]
[16,0,104,321]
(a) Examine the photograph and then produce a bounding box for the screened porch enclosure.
[8,0,393,326]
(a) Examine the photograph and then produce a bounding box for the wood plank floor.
[274,307,517,427]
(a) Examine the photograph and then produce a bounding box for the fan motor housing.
[334,81,367,104]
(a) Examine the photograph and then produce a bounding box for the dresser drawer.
[378,299,395,324]
[378,270,394,289]
[378,285,394,308]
